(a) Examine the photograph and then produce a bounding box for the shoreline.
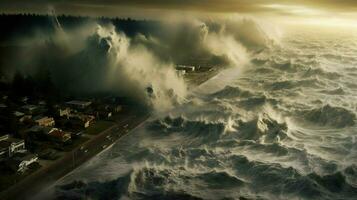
[0,68,220,200]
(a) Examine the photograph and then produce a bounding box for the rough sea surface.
[49,28,357,200]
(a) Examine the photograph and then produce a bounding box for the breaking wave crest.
[300,105,356,128]
[46,21,357,200]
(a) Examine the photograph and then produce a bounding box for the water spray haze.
[5,15,280,111]
[95,24,188,111]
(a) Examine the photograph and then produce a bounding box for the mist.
[2,14,279,111]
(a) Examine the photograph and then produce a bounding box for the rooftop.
[66,100,92,107]
[21,105,38,111]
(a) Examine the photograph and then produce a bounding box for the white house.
[0,134,26,157]
[7,153,38,172]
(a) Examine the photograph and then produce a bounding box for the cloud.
[1,0,357,17]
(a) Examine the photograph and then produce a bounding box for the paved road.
[0,111,150,200]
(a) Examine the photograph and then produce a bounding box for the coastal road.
[0,111,150,200]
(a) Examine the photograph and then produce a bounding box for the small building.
[13,111,32,124]
[13,111,25,118]
[0,134,26,158]
[94,105,115,119]
[96,110,112,119]
[66,100,92,109]
[69,114,95,128]
[176,65,195,72]
[6,153,38,172]
[33,116,55,127]
[176,70,186,77]
[26,126,52,141]
[21,105,39,114]
[47,128,71,143]
[19,115,32,123]
[58,107,71,118]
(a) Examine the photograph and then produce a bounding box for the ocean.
[48,26,357,200]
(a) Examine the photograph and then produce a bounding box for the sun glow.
[262,4,324,16]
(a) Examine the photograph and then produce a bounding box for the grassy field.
[84,121,115,135]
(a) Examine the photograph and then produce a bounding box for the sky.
[1,0,357,26]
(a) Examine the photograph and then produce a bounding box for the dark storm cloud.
[1,0,357,16]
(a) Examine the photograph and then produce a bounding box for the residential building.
[19,115,32,123]
[13,111,25,118]
[58,107,71,118]
[21,105,39,114]
[33,116,55,127]
[47,128,71,143]
[6,153,38,172]
[176,65,195,72]
[0,134,26,158]
[66,100,92,109]
[176,70,186,77]
[70,114,95,128]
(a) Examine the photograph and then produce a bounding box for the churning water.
[51,27,357,200]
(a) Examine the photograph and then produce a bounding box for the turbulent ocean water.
[47,27,357,200]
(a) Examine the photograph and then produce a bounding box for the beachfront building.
[176,65,196,72]
[47,128,71,143]
[176,69,186,77]
[69,114,95,128]
[6,153,38,172]
[34,116,55,127]
[66,100,92,110]
[0,134,26,158]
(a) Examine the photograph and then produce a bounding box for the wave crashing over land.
[47,24,357,200]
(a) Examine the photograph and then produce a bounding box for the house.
[47,128,71,143]
[12,111,32,124]
[66,100,92,109]
[176,65,195,72]
[0,134,26,158]
[69,114,95,128]
[176,70,186,77]
[58,107,71,118]
[26,126,71,143]
[19,115,32,123]
[33,116,55,127]
[6,153,38,172]
[21,105,39,114]
[13,111,25,118]
[94,105,115,119]
[96,110,112,119]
